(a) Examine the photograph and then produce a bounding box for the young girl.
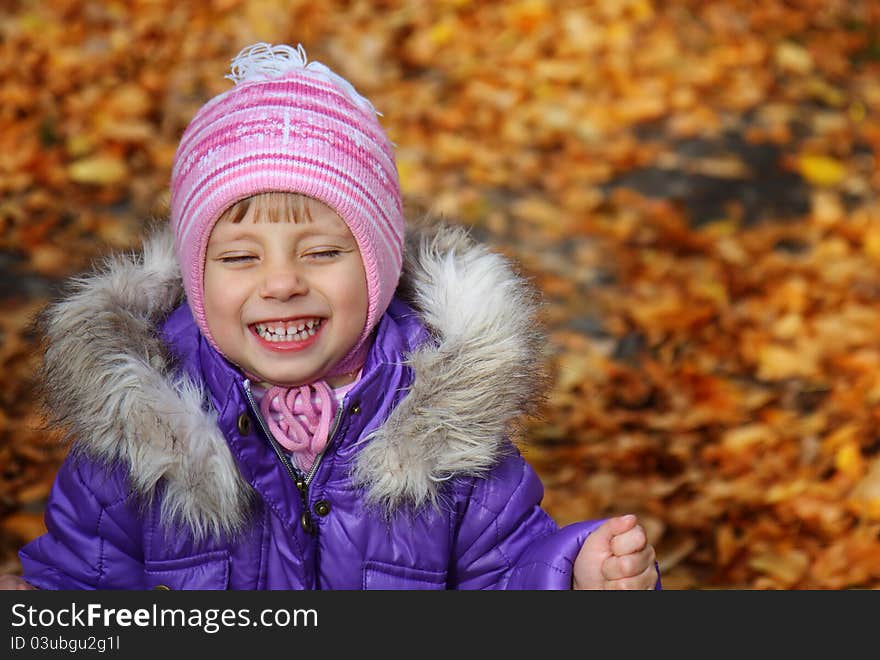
[2,43,658,590]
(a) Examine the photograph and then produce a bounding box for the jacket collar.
[38,220,545,537]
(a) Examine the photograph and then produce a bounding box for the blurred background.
[2,0,880,589]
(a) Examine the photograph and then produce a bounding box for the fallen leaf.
[68,155,128,185]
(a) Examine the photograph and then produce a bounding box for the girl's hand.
[573,514,657,590]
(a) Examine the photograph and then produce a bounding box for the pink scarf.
[256,375,360,473]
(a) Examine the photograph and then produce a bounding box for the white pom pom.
[226,43,307,83]
[226,42,379,116]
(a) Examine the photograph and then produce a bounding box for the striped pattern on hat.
[169,43,404,375]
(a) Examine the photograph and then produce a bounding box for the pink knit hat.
[170,43,404,375]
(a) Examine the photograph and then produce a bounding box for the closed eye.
[307,249,343,259]
[218,255,256,264]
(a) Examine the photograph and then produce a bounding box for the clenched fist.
[573,514,658,590]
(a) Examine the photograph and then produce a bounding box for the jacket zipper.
[243,379,344,534]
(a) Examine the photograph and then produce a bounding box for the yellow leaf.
[798,155,846,187]
[757,344,817,380]
[835,442,865,480]
[244,0,288,43]
[850,459,880,520]
[822,423,859,453]
[774,42,813,74]
[692,279,729,307]
[807,79,845,108]
[103,84,152,118]
[429,21,456,46]
[766,479,808,503]
[811,190,844,225]
[770,313,803,340]
[66,134,95,158]
[850,101,867,122]
[862,227,880,262]
[631,0,654,22]
[720,424,774,452]
[748,549,809,586]
[68,156,128,185]
[511,196,562,227]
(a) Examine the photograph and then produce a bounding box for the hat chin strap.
[324,333,371,379]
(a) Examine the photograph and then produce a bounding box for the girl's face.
[203,195,367,388]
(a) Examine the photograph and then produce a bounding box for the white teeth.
[254,319,322,341]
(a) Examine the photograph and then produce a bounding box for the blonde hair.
[217,192,314,224]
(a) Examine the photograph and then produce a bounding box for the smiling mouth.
[251,318,324,343]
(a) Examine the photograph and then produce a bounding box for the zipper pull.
[301,511,315,535]
[296,478,315,534]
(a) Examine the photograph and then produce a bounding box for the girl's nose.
[260,263,308,301]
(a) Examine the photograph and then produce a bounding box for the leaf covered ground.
[2,0,880,588]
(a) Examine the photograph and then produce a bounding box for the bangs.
[217,192,314,224]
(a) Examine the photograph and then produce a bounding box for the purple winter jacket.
[19,222,621,590]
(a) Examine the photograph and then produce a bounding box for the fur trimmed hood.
[37,220,546,537]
